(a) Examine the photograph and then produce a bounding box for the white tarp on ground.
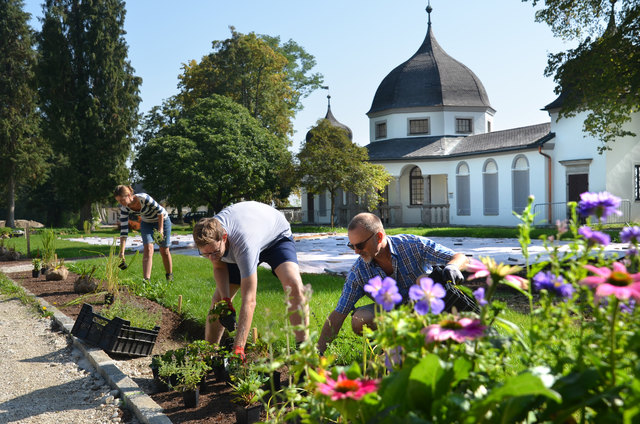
[67,233,630,276]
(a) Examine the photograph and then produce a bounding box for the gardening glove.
[233,345,246,363]
[219,297,237,332]
[443,264,464,285]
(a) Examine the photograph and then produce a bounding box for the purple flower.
[576,191,621,221]
[364,276,385,298]
[384,346,403,371]
[620,299,636,314]
[578,226,610,247]
[473,287,488,306]
[621,226,640,244]
[533,271,574,298]
[423,318,486,344]
[367,276,402,311]
[409,277,446,315]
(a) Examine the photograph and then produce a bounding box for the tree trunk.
[330,190,336,229]
[79,201,92,230]
[7,171,16,228]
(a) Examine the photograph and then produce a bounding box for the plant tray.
[71,303,160,357]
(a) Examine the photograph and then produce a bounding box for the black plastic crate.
[71,303,160,357]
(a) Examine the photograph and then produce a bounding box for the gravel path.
[0,294,139,424]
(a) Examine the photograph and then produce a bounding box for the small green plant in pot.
[32,258,41,278]
[231,369,267,424]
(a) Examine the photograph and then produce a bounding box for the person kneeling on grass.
[317,212,477,356]
[193,201,309,360]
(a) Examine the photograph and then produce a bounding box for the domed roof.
[368,7,492,115]
[306,95,353,141]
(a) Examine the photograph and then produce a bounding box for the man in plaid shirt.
[317,212,475,355]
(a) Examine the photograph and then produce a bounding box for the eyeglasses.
[347,232,376,250]
[198,246,222,259]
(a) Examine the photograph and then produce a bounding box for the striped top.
[119,193,168,237]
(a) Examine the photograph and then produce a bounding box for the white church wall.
[605,111,640,223]
[369,109,489,140]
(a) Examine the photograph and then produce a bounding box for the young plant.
[230,369,267,406]
[152,228,165,245]
[101,298,161,330]
[32,258,41,271]
[40,228,56,268]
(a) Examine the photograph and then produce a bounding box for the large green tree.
[37,0,141,226]
[525,0,640,151]
[0,0,50,228]
[134,95,293,213]
[298,119,392,227]
[177,27,323,139]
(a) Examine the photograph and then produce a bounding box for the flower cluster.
[533,271,574,298]
[364,276,402,311]
[317,373,378,401]
[578,225,610,247]
[576,191,622,221]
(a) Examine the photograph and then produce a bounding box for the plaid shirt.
[335,234,455,314]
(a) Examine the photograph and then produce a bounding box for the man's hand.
[443,264,464,284]
[233,345,246,362]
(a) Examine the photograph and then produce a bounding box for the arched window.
[483,159,499,215]
[512,155,530,213]
[410,167,423,205]
[456,162,470,215]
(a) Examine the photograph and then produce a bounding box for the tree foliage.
[525,0,640,151]
[37,0,141,225]
[134,95,293,213]
[298,119,392,227]
[0,0,50,227]
[177,27,323,139]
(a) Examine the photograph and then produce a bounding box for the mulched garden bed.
[3,261,281,424]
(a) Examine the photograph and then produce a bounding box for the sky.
[22,0,574,153]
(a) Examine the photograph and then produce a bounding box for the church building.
[301,5,640,227]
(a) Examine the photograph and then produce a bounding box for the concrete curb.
[2,271,172,424]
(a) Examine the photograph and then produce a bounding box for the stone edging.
[2,270,172,424]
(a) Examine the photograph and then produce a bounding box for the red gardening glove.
[222,297,235,313]
[233,345,246,363]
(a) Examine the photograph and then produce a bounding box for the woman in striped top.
[114,185,173,281]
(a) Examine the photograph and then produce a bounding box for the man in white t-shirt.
[193,201,308,358]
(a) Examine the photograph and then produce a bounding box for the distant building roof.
[368,6,492,116]
[367,123,554,161]
[306,95,353,141]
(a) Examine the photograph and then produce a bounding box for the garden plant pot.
[32,269,40,278]
[235,404,263,424]
[213,363,230,383]
[104,293,115,305]
[182,387,200,409]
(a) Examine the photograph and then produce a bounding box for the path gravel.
[0,294,139,424]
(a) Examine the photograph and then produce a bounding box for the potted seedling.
[208,298,236,332]
[231,369,267,424]
[166,355,211,409]
[32,258,41,278]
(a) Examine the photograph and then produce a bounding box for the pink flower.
[422,317,486,344]
[505,274,529,290]
[466,258,492,284]
[580,262,640,301]
[317,373,378,401]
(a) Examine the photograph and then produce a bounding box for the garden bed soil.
[3,261,281,424]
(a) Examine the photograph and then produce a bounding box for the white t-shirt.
[214,201,292,279]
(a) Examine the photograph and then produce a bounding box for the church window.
[487,121,492,132]
[409,118,430,135]
[375,122,387,139]
[410,167,424,205]
[456,162,471,215]
[456,118,473,134]
[319,192,327,216]
[483,159,499,215]
[512,155,530,213]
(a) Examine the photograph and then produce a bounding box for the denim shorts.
[226,236,298,285]
[140,219,172,248]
